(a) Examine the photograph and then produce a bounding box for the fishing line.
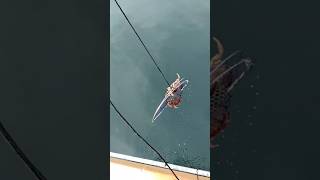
[196,169,199,180]
[110,100,180,180]
[113,0,170,87]
[0,121,47,180]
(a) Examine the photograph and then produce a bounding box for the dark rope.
[0,121,47,180]
[197,169,199,180]
[110,100,180,180]
[113,0,170,87]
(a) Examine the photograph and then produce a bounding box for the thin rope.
[110,100,180,180]
[0,121,47,180]
[113,0,170,87]
[196,169,199,180]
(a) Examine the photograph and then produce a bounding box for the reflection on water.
[110,0,210,170]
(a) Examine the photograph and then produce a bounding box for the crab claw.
[176,73,180,79]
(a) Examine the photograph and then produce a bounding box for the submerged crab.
[210,37,253,148]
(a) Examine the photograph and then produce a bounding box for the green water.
[110,0,210,170]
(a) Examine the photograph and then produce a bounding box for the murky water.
[211,0,320,179]
[110,0,210,170]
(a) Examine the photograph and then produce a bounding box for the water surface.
[110,0,210,170]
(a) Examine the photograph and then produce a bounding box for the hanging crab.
[152,73,189,122]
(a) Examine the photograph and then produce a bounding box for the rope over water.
[110,100,180,180]
[113,0,170,87]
